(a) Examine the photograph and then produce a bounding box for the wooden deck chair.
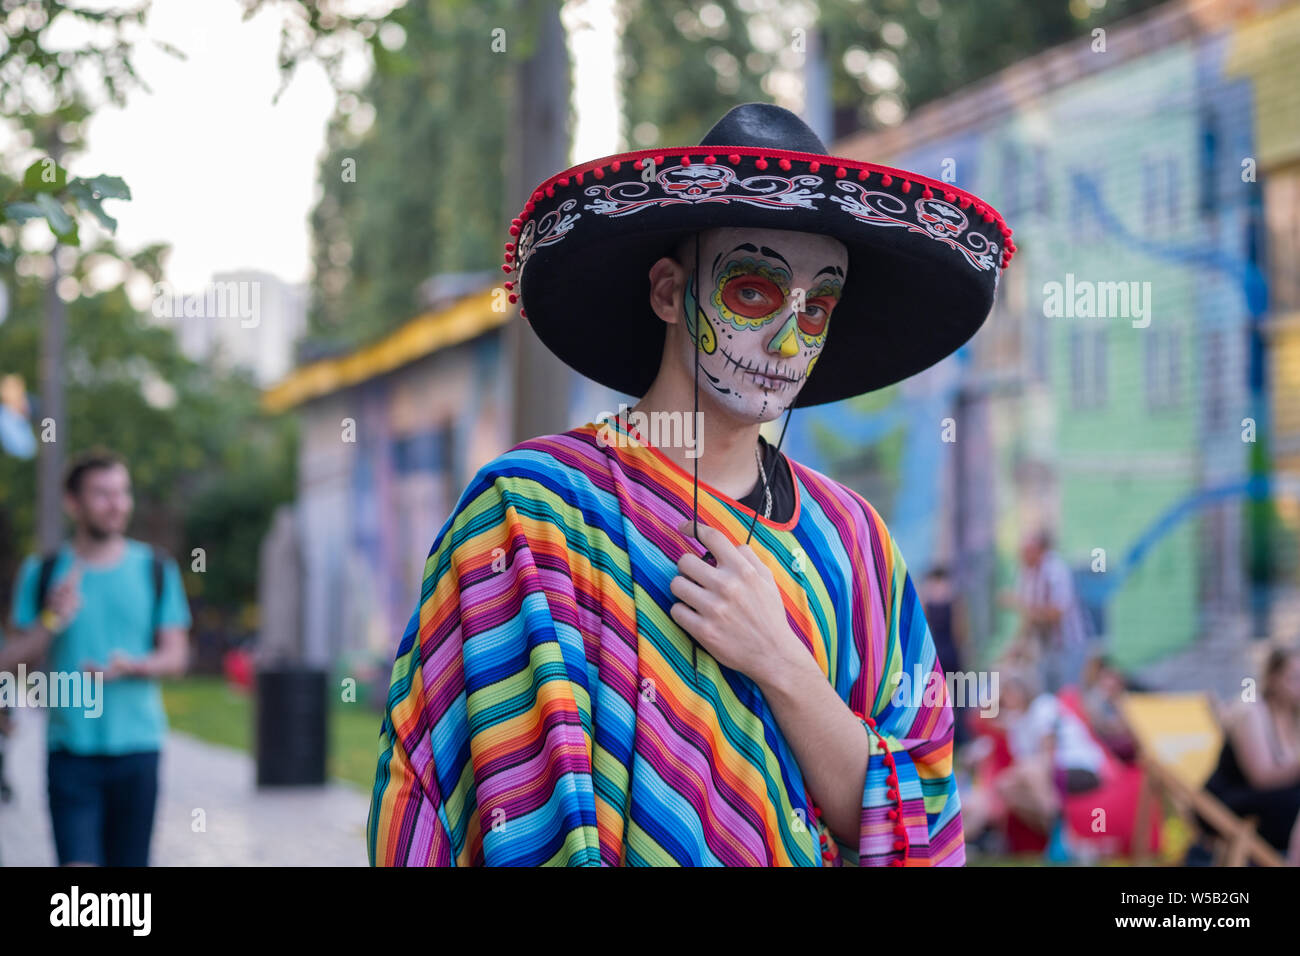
[1118,692,1285,867]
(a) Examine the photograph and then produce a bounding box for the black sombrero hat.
[501,102,1016,408]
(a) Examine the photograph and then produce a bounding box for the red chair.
[970,689,1161,858]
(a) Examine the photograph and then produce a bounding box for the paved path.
[0,708,370,866]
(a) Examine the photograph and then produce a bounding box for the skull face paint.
[681,227,846,423]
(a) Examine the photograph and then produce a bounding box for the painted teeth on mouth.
[718,346,800,383]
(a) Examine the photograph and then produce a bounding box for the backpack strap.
[150,546,166,645]
[34,551,60,617]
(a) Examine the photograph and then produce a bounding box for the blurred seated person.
[1078,654,1138,763]
[995,666,1105,861]
[1202,644,1300,865]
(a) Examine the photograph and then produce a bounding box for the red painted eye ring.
[721,274,784,319]
[796,298,835,336]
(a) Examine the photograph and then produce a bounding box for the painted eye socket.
[797,297,836,337]
[722,274,784,319]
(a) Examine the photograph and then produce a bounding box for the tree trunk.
[507,0,574,444]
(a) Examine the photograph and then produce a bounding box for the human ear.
[648,256,687,325]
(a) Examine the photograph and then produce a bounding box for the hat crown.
[698,102,828,155]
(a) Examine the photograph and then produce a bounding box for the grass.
[162,675,383,789]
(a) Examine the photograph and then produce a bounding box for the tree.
[303,0,517,352]
[0,238,296,617]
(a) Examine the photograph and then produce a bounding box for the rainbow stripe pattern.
[368,415,964,866]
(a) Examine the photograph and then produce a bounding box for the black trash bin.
[255,667,328,786]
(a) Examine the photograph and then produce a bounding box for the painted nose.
[766,312,800,357]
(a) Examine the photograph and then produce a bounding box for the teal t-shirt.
[10,539,191,755]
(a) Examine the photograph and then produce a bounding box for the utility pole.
[37,136,66,553]
[507,0,574,444]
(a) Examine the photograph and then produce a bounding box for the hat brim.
[505,147,1014,407]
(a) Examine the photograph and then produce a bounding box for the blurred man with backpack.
[6,448,190,866]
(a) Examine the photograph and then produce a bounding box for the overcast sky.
[9,0,619,298]
[74,1,340,292]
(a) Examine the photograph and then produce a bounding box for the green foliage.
[183,428,297,610]
[619,0,767,147]
[816,0,1166,127]
[305,0,516,351]
[0,0,162,263]
[0,246,297,615]
[0,158,132,262]
[618,0,1167,142]
[0,2,152,115]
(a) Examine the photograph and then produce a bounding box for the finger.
[678,519,742,570]
[677,551,724,587]
[668,601,708,642]
[669,572,713,612]
[737,543,768,572]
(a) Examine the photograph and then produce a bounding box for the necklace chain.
[754,442,772,519]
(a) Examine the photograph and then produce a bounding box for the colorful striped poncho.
[368,414,964,866]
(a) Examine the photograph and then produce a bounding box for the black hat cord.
[688,236,796,680]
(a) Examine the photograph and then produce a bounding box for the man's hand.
[670,519,807,687]
[43,562,82,631]
[104,651,146,681]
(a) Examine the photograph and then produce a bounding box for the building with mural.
[823,0,1300,672]
[264,0,1300,690]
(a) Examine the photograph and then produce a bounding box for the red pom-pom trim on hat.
[504,147,1014,285]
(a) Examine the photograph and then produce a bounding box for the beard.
[82,519,118,541]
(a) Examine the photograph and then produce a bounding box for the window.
[1199,110,1219,217]
[1069,325,1108,409]
[1141,152,1182,232]
[1069,167,1106,244]
[1145,325,1183,410]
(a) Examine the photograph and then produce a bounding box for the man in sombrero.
[368,103,1014,866]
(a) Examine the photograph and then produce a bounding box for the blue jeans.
[47,749,160,866]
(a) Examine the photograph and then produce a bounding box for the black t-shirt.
[736,434,795,523]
